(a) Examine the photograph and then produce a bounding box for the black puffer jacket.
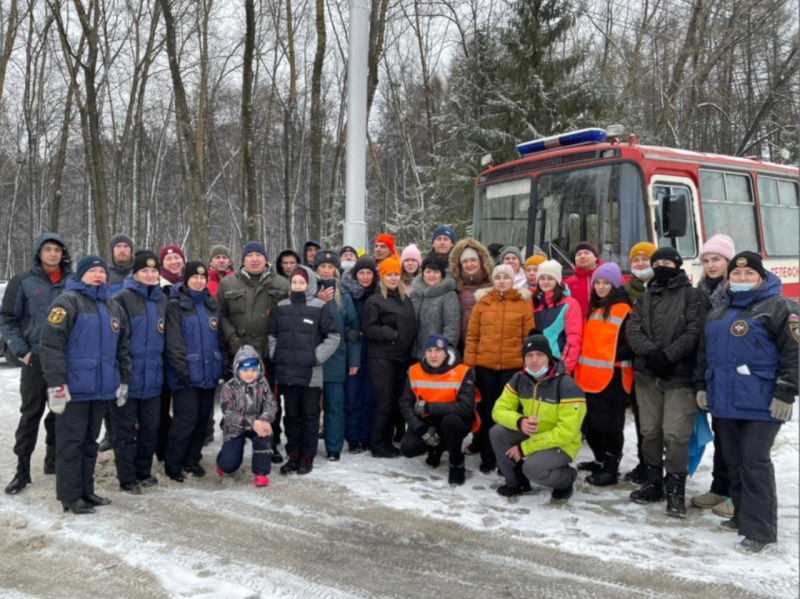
[362,287,417,362]
[626,271,709,388]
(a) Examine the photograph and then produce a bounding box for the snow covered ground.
[0,363,797,598]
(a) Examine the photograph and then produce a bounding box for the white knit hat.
[536,260,563,285]
[492,264,514,280]
[459,247,480,263]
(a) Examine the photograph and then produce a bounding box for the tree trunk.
[241,0,258,240]
[308,0,326,240]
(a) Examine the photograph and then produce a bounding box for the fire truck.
[472,127,799,299]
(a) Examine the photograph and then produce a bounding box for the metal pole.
[343,0,369,251]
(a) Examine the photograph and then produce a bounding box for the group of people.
[0,226,795,556]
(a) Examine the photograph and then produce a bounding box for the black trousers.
[165,387,215,475]
[710,417,731,496]
[584,429,624,461]
[109,396,161,484]
[266,363,283,445]
[155,383,172,462]
[401,414,472,466]
[716,418,781,543]
[282,385,321,458]
[628,386,644,464]
[14,354,56,468]
[55,400,106,502]
[368,358,407,451]
[217,431,273,475]
[474,366,518,468]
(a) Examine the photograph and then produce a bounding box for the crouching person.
[490,330,586,501]
[399,334,476,486]
[40,255,131,514]
[216,346,277,487]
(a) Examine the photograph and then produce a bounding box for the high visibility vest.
[574,302,633,394]
[409,363,481,433]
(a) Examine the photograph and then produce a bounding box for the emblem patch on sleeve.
[157,319,165,333]
[47,306,67,324]
[730,320,748,337]
[790,322,799,343]
[209,317,218,330]
[110,318,121,333]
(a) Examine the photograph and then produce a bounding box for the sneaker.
[138,475,158,487]
[297,455,314,475]
[280,453,299,475]
[551,468,577,502]
[691,491,725,509]
[712,497,734,518]
[497,481,532,497]
[719,519,739,532]
[348,442,363,455]
[120,482,142,494]
[184,464,206,477]
[254,474,269,487]
[624,463,648,485]
[216,466,225,477]
[327,451,341,462]
[272,447,284,464]
[734,538,771,554]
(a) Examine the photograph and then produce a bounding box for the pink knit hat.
[400,243,422,265]
[699,234,735,261]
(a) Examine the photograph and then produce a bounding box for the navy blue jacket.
[0,233,72,356]
[39,277,131,401]
[165,283,223,391]
[115,276,168,399]
[696,273,798,422]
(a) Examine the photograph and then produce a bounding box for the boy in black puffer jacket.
[269,266,340,475]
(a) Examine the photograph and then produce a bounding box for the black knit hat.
[132,250,160,274]
[522,329,553,361]
[421,255,447,277]
[574,241,598,259]
[340,245,358,258]
[728,251,767,279]
[651,247,683,268]
[314,249,340,271]
[184,261,208,285]
[353,254,378,276]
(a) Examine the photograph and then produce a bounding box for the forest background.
[0,0,797,276]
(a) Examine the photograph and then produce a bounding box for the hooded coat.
[449,238,495,345]
[410,274,460,359]
[321,279,362,383]
[532,287,583,374]
[221,345,278,442]
[302,241,321,268]
[0,232,72,358]
[464,287,534,371]
[275,249,302,278]
[362,284,417,363]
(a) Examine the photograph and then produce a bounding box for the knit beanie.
[313,249,340,271]
[574,241,598,259]
[354,254,378,276]
[522,329,553,361]
[378,256,402,279]
[132,250,160,274]
[159,245,185,264]
[340,245,358,258]
[699,235,736,262]
[431,226,456,245]
[421,255,447,277]
[75,254,109,280]
[290,266,309,284]
[184,261,208,285]
[241,241,268,262]
[110,234,134,254]
[459,247,480,263]
[536,260,563,285]
[423,334,448,353]
[728,251,767,279]
[651,247,683,267]
[532,245,548,259]
[492,264,514,280]
[525,255,547,268]
[500,247,523,265]
[591,262,623,289]
[629,242,657,263]
[209,244,232,263]
[400,244,422,265]
[375,233,396,255]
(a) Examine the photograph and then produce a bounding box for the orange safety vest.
[574,302,633,394]
[408,363,481,433]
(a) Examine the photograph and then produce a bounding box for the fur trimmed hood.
[449,238,495,291]
[474,286,532,303]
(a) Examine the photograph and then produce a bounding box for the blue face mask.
[730,282,757,293]
[526,365,549,379]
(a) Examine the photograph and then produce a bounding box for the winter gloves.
[419,426,440,447]
[645,350,674,378]
[696,391,708,411]
[48,386,71,414]
[769,398,793,422]
[116,384,129,408]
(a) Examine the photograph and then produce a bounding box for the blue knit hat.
[431,226,456,245]
[423,334,448,353]
[241,241,268,262]
[75,254,109,280]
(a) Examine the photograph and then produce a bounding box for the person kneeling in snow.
[216,345,277,487]
[490,330,586,501]
[398,334,477,486]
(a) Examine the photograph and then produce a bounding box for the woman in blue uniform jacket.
[164,262,223,482]
[40,255,131,515]
[111,251,169,493]
[695,252,798,554]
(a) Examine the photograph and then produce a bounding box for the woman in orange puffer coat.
[464,264,534,473]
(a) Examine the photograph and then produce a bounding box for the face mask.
[729,282,757,293]
[631,267,654,281]
[341,261,355,271]
[653,266,681,284]
[526,365,549,379]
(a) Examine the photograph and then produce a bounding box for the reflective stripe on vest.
[409,363,481,433]
[574,303,633,394]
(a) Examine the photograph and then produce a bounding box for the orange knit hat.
[378,256,401,279]
[524,255,547,268]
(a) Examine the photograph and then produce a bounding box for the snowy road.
[0,365,797,598]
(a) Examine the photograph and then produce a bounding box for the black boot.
[630,465,665,504]
[551,468,577,502]
[624,462,648,485]
[665,473,687,518]
[577,460,602,474]
[297,455,314,475]
[272,446,284,464]
[120,482,142,494]
[83,493,112,507]
[497,462,531,497]
[4,465,31,495]
[280,452,299,475]
[62,499,96,514]
[587,453,621,487]
[448,463,466,486]
[425,448,443,469]
[44,446,56,475]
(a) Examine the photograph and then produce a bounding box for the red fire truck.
[472,127,799,299]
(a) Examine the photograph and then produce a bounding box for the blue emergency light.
[516,128,608,157]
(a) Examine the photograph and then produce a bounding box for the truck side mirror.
[661,195,687,238]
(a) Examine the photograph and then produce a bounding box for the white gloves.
[116,384,129,408]
[769,398,793,422]
[48,386,71,414]
[696,390,708,411]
